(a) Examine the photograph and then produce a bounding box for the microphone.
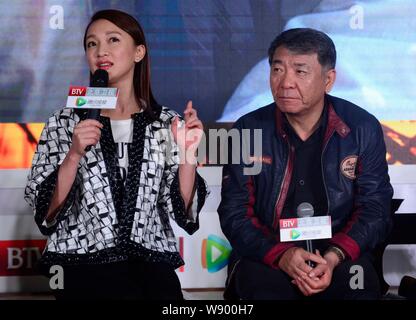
[87,69,109,121]
[297,202,315,266]
[85,69,108,151]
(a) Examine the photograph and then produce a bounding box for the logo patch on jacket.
[340,155,358,179]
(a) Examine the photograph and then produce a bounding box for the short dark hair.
[268,28,336,70]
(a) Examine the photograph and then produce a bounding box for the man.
[218,28,393,300]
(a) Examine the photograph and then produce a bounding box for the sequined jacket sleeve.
[24,109,79,235]
[156,111,209,235]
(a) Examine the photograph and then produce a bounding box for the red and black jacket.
[218,94,393,269]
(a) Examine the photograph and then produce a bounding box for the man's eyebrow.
[293,62,309,68]
[271,60,310,68]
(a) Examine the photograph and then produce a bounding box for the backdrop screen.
[0,0,415,167]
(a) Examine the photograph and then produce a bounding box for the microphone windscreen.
[90,69,108,87]
[297,202,314,218]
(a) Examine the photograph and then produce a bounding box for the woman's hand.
[171,101,203,164]
[70,119,103,157]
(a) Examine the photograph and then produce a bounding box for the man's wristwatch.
[325,246,346,263]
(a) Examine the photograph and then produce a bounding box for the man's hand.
[291,250,340,296]
[278,247,327,282]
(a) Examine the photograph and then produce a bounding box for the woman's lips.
[96,62,113,70]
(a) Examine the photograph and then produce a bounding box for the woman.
[24,9,208,300]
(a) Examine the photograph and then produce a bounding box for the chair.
[373,199,416,299]
[373,198,404,295]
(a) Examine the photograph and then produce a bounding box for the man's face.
[270,46,335,117]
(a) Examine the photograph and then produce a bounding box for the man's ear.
[134,44,146,63]
[325,69,336,93]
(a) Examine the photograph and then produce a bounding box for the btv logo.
[76,97,87,107]
[0,240,46,276]
[291,230,301,240]
[201,235,231,273]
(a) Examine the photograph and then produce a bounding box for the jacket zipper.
[272,139,292,230]
[225,259,241,291]
[321,131,334,216]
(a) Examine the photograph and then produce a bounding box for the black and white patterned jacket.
[24,106,208,270]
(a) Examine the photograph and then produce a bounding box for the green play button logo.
[76,97,87,107]
[291,229,301,240]
[201,235,231,273]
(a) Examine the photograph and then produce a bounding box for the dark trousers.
[234,254,381,300]
[52,260,183,300]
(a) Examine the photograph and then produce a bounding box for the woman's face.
[85,19,145,86]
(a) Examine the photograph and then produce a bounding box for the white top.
[110,118,133,184]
